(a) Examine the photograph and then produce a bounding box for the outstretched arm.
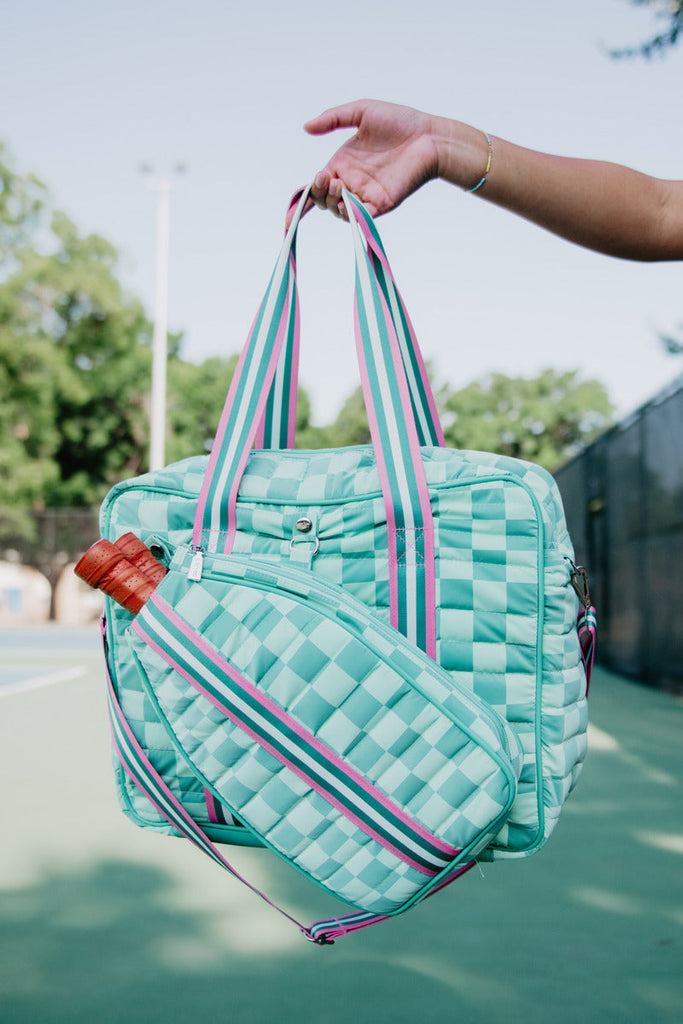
[302,99,683,262]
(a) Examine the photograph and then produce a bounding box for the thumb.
[304,101,366,136]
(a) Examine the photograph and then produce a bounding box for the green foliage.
[0,138,327,541]
[0,142,46,265]
[331,387,372,446]
[0,146,154,538]
[165,355,238,463]
[440,370,614,471]
[0,333,61,538]
[611,0,683,58]
[0,142,616,548]
[165,354,320,461]
[291,369,613,473]
[299,386,371,449]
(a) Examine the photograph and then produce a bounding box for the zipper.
[187,545,205,582]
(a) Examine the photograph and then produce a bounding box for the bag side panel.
[434,476,544,853]
[534,541,588,852]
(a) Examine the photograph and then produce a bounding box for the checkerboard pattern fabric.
[97,191,591,940]
[124,547,520,915]
[101,442,588,861]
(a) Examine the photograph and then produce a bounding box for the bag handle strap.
[192,187,437,657]
[343,188,437,654]
[346,195,445,447]
[103,618,473,944]
[256,196,303,449]
[257,191,444,450]
[191,188,305,555]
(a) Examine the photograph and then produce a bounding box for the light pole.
[140,163,186,471]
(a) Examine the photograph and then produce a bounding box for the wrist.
[432,117,494,191]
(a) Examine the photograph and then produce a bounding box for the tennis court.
[1,626,681,1023]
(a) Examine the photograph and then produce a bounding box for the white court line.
[0,665,87,697]
[587,722,620,752]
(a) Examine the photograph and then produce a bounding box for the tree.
[611,0,683,58]
[40,213,154,505]
[0,135,329,542]
[165,354,239,463]
[0,332,61,537]
[166,354,322,461]
[292,370,613,472]
[440,370,614,472]
[0,141,615,556]
[0,141,45,265]
[319,385,371,448]
[0,145,155,538]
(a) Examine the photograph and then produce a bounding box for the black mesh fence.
[1,508,101,620]
[554,375,683,692]
[1,508,101,570]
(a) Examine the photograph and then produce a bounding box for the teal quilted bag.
[100,188,595,943]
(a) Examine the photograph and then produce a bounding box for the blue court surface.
[0,627,97,695]
[1,626,681,1024]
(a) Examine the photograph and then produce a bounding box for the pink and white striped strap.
[192,188,437,656]
[258,188,444,450]
[103,617,471,945]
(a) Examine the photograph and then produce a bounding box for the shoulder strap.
[104,620,473,944]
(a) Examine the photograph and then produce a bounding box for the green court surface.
[1,626,681,1024]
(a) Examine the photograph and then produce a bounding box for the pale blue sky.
[3,0,682,423]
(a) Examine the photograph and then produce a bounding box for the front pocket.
[128,547,520,915]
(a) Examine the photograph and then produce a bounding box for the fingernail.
[314,172,326,189]
[329,180,341,198]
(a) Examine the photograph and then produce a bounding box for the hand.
[301,99,440,220]
[289,98,683,260]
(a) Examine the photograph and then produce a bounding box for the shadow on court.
[1,635,681,1024]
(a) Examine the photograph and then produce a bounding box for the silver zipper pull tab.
[187,545,204,582]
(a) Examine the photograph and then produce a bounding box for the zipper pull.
[187,545,204,582]
[565,557,591,609]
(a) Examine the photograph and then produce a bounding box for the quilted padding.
[126,547,520,914]
[102,443,588,860]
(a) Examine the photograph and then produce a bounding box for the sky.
[2,0,682,426]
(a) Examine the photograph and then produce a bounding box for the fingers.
[304,100,366,136]
[311,169,331,200]
[284,174,378,226]
[310,170,345,218]
[304,101,372,218]
[282,173,348,226]
[309,171,381,219]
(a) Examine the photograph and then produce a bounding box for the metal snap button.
[295,517,313,533]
